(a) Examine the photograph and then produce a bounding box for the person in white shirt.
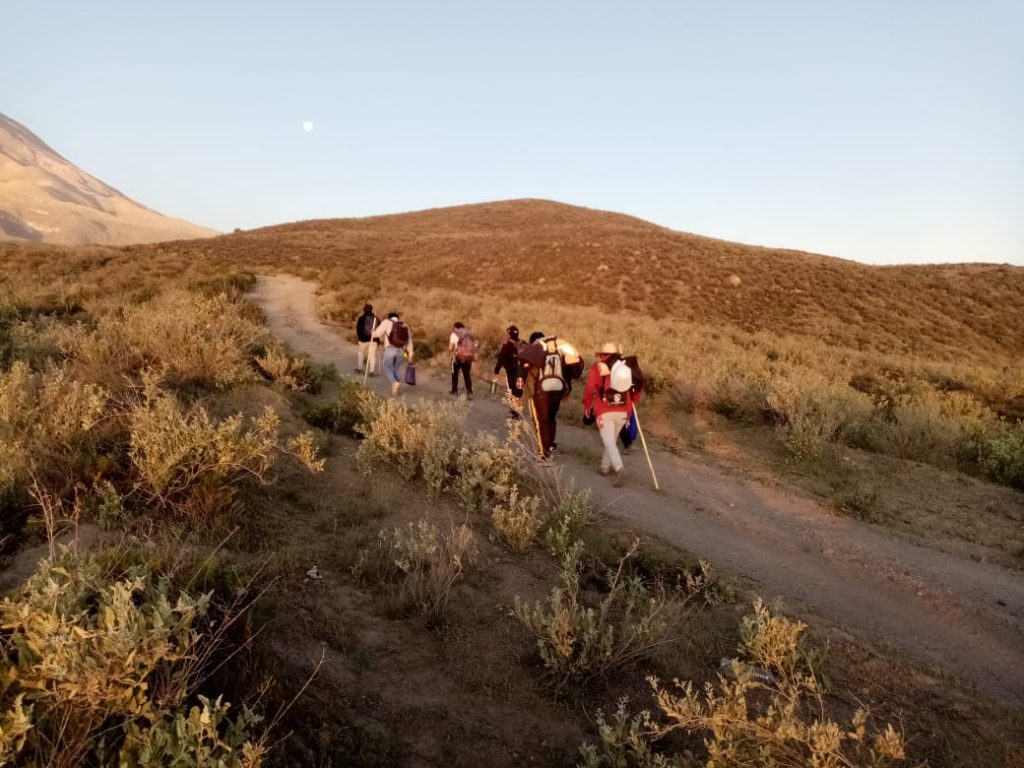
[371,311,414,397]
[448,321,476,400]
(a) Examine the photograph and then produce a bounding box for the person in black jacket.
[355,303,380,375]
[493,325,522,398]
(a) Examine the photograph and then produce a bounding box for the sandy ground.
[251,274,1024,707]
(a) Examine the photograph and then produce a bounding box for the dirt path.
[251,274,1024,707]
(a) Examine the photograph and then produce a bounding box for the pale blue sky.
[4,1,1021,264]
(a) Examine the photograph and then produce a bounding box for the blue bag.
[404,364,417,386]
[625,409,639,442]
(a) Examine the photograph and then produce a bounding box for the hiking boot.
[355,367,363,373]
[549,442,558,453]
[599,466,611,477]
[449,390,459,396]
[467,392,474,401]
[612,468,626,487]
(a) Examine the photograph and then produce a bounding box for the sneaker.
[599,466,611,477]
[355,368,363,373]
[449,390,458,396]
[549,442,558,453]
[467,392,474,401]
[612,468,626,487]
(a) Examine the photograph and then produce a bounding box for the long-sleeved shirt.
[356,312,380,342]
[494,339,519,375]
[582,358,642,417]
[372,317,414,357]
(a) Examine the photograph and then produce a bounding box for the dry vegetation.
[1,200,1023,765]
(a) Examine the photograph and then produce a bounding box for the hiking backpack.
[602,355,644,405]
[359,314,377,340]
[539,339,566,392]
[387,320,409,347]
[455,328,478,363]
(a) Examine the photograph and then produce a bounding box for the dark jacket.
[356,311,380,342]
[494,339,519,375]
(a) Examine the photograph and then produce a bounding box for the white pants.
[598,411,628,472]
[357,341,378,373]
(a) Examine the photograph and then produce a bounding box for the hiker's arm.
[582,366,599,414]
[371,320,387,341]
[406,333,415,360]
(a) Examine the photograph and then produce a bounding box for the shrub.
[974,422,1024,489]
[580,600,908,768]
[514,542,685,686]
[0,554,265,767]
[367,519,478,621]
[301,379,368,437]
[356,396,464,496]
[0,361,109,497]
[254,345,321,392]
[452,431,521,514]
[66,291,265,392]
[128,376,323,521]
[766,380,868,461]
[491,487,545,552]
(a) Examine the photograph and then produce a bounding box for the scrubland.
[1,199,1023,766]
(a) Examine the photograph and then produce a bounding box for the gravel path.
[251,274,1024,707]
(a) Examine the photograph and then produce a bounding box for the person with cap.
[582,342,643,487]
[493,325,523,401]
[354,303,380,375]
[372,310,415,397]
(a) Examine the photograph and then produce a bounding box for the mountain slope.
[0,112,216,245]
[152,199,1024,362]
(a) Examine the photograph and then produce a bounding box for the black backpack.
[359,314,377,340]
[388,320,409,347]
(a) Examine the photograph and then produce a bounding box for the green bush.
[301,379,368,437]
[514,542,685,686]
[580,600,908,768]
[0,554,265,767]
[975,422,1024,489]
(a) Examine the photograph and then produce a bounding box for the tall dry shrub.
[128,375,322,521]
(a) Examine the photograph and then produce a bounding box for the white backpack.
[603,359,633,405]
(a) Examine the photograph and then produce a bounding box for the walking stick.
[632,405,660,491]
[363,318,379,387]
[528,398,545,458]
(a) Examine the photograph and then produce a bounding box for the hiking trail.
[251,274,1024,707]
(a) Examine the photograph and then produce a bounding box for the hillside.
[0,112,216,245]
[138,199,1024,362]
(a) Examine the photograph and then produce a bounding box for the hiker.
[448,321,478,400]
[517,331,581,460]
[354,303,380,375]
[493,325,523,400]
[582,342,643,487]
[372,311,414,397]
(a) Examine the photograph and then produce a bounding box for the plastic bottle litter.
[305,565,323,581]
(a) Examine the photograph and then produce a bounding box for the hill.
[144,199,1024,362]
[0,112,216,245]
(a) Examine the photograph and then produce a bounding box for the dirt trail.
[251,274,1024,707]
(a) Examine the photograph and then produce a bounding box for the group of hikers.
[354,304,645,487]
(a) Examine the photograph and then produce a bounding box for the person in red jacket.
[582,342,642,486]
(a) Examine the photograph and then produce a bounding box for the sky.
[3,1,1022,265]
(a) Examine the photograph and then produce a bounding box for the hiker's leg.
[383,347,400,385]
[462,361,473,394]
[533,393,553,457]
[451,360,459,393]
[545,392,562,448]
[367,342,377,374]
[598,412,627,472]
[356,341,367,370]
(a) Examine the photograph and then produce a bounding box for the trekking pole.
[528,398,545,458]
[632,405,660,491]
[363,318,378,387]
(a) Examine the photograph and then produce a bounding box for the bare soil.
[250,274,1024,711]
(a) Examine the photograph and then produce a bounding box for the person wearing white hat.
[582,342,642,486]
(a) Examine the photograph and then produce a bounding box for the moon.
[302,121,314,133]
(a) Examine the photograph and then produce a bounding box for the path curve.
[251,275,1024,707]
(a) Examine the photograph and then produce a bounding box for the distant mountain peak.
[0,112,217,245]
